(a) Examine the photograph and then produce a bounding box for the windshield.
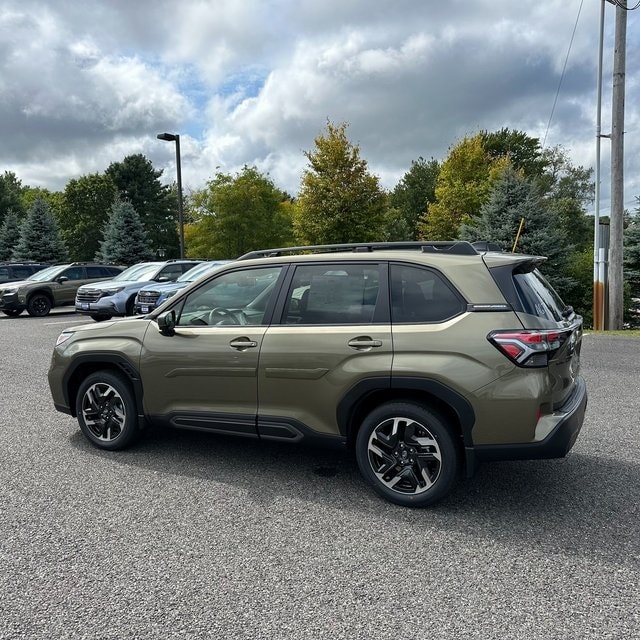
[27,265,66,282]
[178,261,229,282]
[111,263,162,282]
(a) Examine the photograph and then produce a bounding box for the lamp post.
[157,132,184,259]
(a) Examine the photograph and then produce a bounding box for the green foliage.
[460,166,572,294]
[538,147,594,251]
[418,134,509,240]
[481,128,547,177]
[60,174,118,260]
[624,209,640,295]
[106,154,179,257]
[12,198,68,262]
[564,248,594,328]
[0,210,22,260]
[96,199,155,265]
[294,122,387,244]
[0,171,26,226]
[186,166,293,259]
[390,157,440,239]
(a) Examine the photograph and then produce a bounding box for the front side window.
[284,264,380,325]
[390,264,464,323]
[62,267,85,281]
[177,266,282,326]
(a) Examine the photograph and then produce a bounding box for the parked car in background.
[133,260,231,315]
[49,241,587,508]
[75,259,201,321]
[0,262,124,317]
[0,262,50,284]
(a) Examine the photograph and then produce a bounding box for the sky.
[1,0,639,215]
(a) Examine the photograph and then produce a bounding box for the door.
[140,265,284,437]
[258,262,392,440]
[54,266,87,304]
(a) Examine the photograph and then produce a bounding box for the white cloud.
[0,0,637,216]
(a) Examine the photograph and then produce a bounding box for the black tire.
[90,314,112,322]
[75,371,139,451]
[355,402,458,507]
[2,308,24,317]
[26,293,52,317]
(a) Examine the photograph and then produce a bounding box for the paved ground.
[0,310,638,639]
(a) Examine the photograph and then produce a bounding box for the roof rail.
[237,241,479,261]
[471,241,503,253]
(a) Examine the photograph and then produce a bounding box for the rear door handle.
[348,337,383,350]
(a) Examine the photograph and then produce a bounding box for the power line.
[611,0,640,10]
[542,0,584,148]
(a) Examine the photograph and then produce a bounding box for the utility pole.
[593,0,607,331]
[608,0,627,330]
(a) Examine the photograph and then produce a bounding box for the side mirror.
[157,309,176,336]
[156,276,170,282]
[56,276,69,283]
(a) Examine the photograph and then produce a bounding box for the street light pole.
[157,132,185,259]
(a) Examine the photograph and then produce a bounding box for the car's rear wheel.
[76,371,139,450]
[355,402,458,507]
[2,308,24,317]
[26,294,52,317]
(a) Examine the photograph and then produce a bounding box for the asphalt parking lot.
[1,310,638,640]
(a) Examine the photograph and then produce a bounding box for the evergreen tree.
[96,199,155,265]
[106,155,179,257]
[12,198,68,262]
[294,121,387,244]
[0,210,22,260]
[460,166,572,295]
[624,207,640,295]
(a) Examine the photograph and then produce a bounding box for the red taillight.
[488,329,569,367]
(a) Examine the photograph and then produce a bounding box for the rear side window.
[284,264,381,325]
[87,266,112,278]
[513,268,565,321]
[390,264,464,323]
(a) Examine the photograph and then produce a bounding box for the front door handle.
[348,337,383,350]
[229,338,258,350]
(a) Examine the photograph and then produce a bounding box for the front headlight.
[103,287,126,295]
[55,331,74,347]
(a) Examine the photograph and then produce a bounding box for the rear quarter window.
[513,268,566,321]
[390,264,465,323]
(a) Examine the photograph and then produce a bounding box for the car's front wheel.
[76,371,139,450]
[26,293,52,317]
[90,314,112,322]
[355,402,458,507]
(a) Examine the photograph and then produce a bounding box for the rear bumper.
[469,376,587,466]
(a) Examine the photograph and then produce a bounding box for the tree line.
[1,122,639,326]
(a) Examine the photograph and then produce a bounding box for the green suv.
[1,262,124,317]
[48,242,587,507]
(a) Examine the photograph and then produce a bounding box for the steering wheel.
[207,307,247,325]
